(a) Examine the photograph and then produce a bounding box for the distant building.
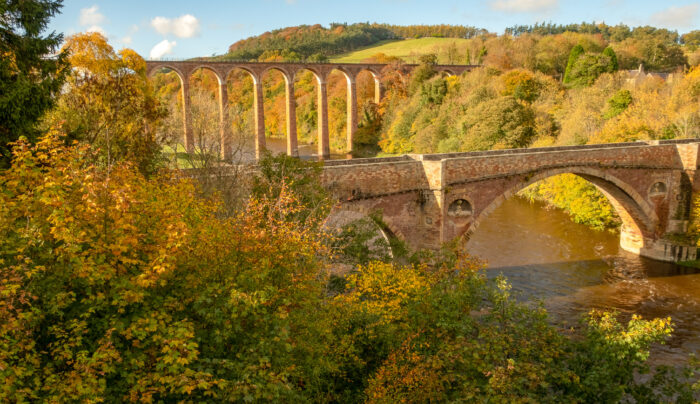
[625,64,675,85]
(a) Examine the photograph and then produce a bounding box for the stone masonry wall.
[322,141,700,261]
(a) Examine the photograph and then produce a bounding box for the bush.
[1,134,697,402]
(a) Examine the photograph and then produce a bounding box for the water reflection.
[466,197,700,365]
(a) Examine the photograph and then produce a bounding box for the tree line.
[221,23,487,61]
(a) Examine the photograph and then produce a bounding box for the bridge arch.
[293,67,330,158]
[452,166,660,254]
[326,205,405,246]
[224,67,266,159]
[147,64,186,83]
[259,67,297,156]
[187,66,229,158]
[189,65,223,85]
[148,65,192,153]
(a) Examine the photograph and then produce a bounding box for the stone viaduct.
[321,139,700,262]
[145,60,475,160]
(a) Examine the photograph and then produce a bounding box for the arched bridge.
[322,139,700,262]
[145,60,476,160]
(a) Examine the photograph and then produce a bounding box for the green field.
[331,37,472,64]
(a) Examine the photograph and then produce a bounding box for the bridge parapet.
[323,141,700,262]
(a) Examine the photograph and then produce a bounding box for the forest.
[2,1,700,401]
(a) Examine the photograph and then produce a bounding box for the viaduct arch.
[321,140,700,262]
[145,61,476,160]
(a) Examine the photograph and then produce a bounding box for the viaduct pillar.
[253,78,266,159]
[218,81,231,160]
[317,76,330,160]
[181,78,194,154]
[346,75,358,153]
[285,77,298,157]
[374,77,384,104]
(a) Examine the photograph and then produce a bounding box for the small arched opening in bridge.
[324,208,403,268]
[260,67,296,157]
[450,167,659,262]
[224,67,258,162]
[148,65,187,165]
[327,68,354,155]
[352,69,384,155]
[186,66,228,163]
[293,67,326,159]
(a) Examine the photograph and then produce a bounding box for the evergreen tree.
[563,44,584,84]
[603,46,619,71]
[0,0,67,166]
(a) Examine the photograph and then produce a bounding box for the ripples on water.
[466,197,700,365]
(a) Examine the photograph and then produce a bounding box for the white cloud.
[79,5,107,35]
[150,39,177,59]
[121,36,132,45]
[86,25,106,36]
[150,14,200,38]
[490,0,558,12]
[650,4,699,29]
[80,5,105,26]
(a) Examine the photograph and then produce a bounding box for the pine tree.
[563,44,584,84]
[602,46,619,72]
[0,0,68,166]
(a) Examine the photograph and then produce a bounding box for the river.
[242,137,350,161]
[466,196,700,365]
[258,140,699,364]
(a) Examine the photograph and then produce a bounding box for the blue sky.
[49,0,700,59]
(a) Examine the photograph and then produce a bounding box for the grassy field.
[331,37,472,64]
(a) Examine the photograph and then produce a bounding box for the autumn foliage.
[1,133,697,401]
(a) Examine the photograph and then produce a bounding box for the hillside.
[217,23,483,62]
[331,38,473,63]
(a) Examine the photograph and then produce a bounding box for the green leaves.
[0,0,68,167]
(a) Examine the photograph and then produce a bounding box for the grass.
[162,144,218,169]
[677,260,700,269]
[331,38,473,64]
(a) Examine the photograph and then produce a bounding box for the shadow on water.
[467,196,700,365]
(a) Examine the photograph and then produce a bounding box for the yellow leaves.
[338,262,430,323]
[63,32,116,74]
[119,48,146,75]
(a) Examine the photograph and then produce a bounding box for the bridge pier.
[346,75,357,154]
[253,78,266,159]
[317,77,330,160]
[218,81,230,160]
[181,79,194,154]
[285,77,298,157]
[374,77,384,104]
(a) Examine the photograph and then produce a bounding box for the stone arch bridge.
[322,139,700,262]
[145,60,475,160]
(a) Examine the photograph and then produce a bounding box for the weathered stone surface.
[322,140,700,262]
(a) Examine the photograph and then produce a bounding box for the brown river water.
[243,137,350,161]
[262,138,699,364]
[467,197,700,365]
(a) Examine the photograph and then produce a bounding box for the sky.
[48,0,700,60]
